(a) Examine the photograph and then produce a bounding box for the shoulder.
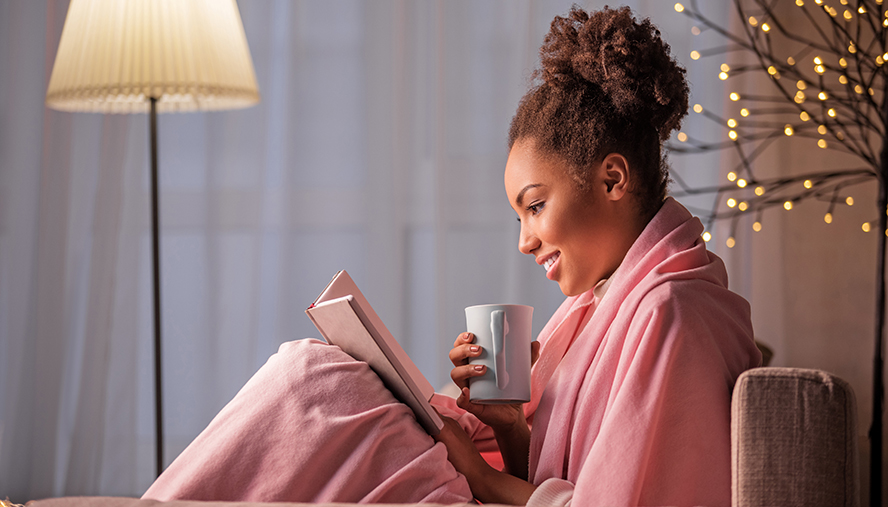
[624,279,757,369]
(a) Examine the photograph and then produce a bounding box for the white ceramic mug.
[465,304,533,404]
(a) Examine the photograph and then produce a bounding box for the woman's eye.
[527,202,545,215]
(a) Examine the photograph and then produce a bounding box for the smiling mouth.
[542,252,560,272]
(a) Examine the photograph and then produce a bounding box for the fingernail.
[470,345,480,353]
[465,333,473,341]
[474,364,484,371]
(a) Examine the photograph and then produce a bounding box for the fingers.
[449,332,481,366]
[450,362,486,390]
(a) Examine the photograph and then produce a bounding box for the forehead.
[504,142,568,200]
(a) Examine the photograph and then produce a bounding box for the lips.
[541,252,561,273]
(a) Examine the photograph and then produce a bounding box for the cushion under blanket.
[142,339,472,504]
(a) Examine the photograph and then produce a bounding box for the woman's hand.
[434,415,537,505]
[448,332,540,431]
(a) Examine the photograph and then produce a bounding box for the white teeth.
[543,253,559,272]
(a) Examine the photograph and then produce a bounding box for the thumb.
[531,340,541,366]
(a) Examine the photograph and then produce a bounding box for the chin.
[557,282,583,297]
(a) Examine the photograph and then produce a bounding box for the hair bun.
[538,6,688,141]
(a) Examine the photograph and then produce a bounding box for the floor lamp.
[45,0,260,478]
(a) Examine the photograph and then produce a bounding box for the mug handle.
[490,310,510,389]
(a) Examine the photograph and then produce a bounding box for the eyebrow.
[515,184,544,207]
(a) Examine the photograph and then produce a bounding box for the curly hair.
[508,6,689,218]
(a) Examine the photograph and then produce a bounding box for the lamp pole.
[149,97,164,478]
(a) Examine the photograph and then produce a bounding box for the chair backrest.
[731,367,860,507]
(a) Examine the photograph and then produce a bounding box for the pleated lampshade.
[45,0,260,113]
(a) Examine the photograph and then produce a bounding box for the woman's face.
[504,140,638,297]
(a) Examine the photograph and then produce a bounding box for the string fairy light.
[667,0,881,249]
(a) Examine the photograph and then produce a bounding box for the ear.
[599,153,630,201]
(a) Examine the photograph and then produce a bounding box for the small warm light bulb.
[839,57,848,67]
[844,9,852,20]
[828,108,837,117]
[784,124,794,136]
[878,55,885,66]
[815,65,825,74]
[863,222,872,232]
[728,130,738,140]
[797,80,807,90]
[800,111,810,121]
[727,118,737,128]
[719,71,729,80]
[839,75,848,84]
[727,171,737,182]
[702,231,712,242]
[870,87,876,95]
[690,50,701,60]
[859,5,867,13]
[738,201,749,211]
[818,125,828,135]
[794,91,806,103]
[726,237,736,248]
[818,139,828,148]
[737,178,748,188]
[730,92,740,101]
[804,179,813,189]
[836,131,845,140]
[740,108,750,117]
[787,56,796,66]
[824,212,833,224]
[691,26,701,35]
[727,198,737,208]
[813,56,823,64]
[767,66,778,75]
[762,22,771,31]
[849,43,857,54]
[693,104,703,113]
[721,63,731,72]
[753,221,763,232]
[797,0,804,5]
[674,3,685,12]
[677,132,688,142]
[748,16,758,26]
[784,201,793,210]
[818,91,828,100]
[846,196,854,206]
[855,84,864,94]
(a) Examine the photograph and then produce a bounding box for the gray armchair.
[732,367,860,507]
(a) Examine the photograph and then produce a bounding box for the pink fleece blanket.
[142,339,471,504]
[437,198,761,506]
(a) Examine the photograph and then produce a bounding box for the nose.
[518,220,540,255]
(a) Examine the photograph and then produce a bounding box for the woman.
[432,6,761,506]
[144,6,760,506]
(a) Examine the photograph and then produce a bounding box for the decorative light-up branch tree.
[669,1,884,504]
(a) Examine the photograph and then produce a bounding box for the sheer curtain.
[1,0,725,499]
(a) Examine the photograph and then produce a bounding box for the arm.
[435,415,537,505]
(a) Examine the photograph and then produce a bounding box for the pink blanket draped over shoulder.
[437,198,761,506]
[142,339,472,504]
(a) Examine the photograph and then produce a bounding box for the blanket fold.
[142,339,472,504]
